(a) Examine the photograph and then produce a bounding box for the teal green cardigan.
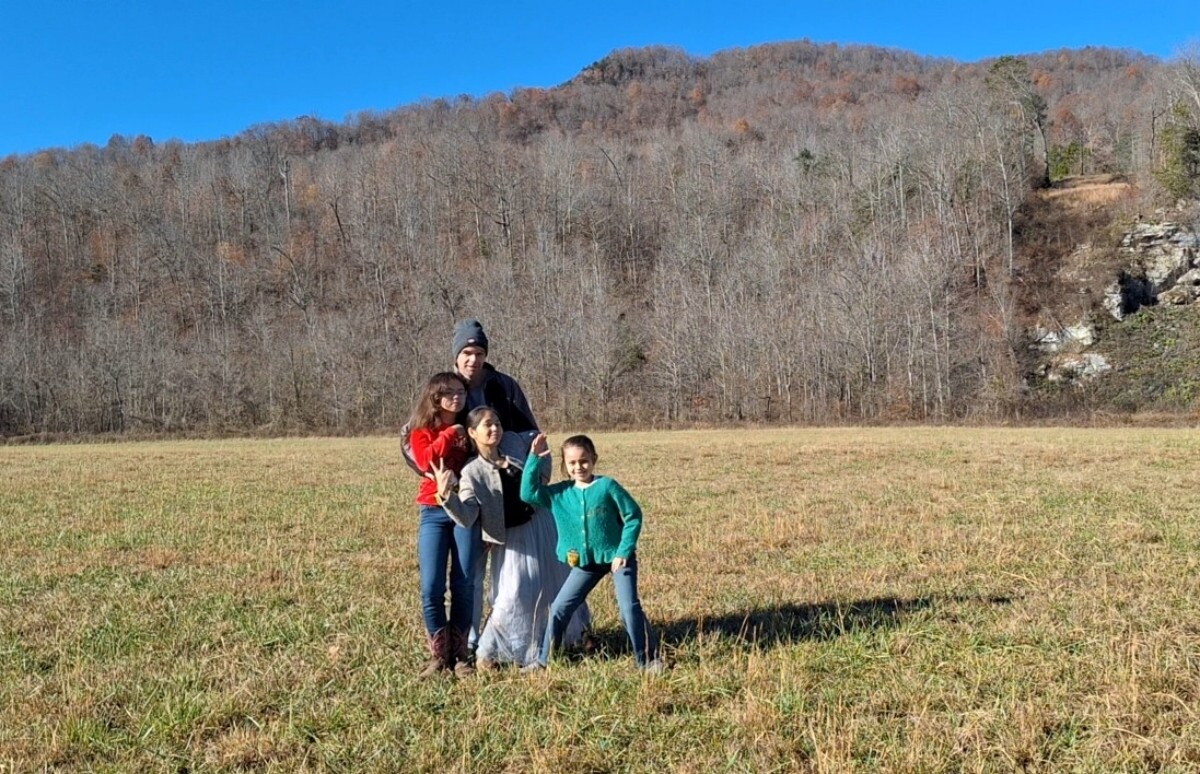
[520,452,643,565]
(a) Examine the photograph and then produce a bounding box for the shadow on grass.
[577,593,1014,659]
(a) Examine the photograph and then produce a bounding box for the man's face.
[456,345,487,385]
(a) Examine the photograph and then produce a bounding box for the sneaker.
[476,658,498,672]
[641,659,666,675]
[520,661,547,674]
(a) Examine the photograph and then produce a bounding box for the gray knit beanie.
[452,318,489,359]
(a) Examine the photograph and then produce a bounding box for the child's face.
[468,413,503,449]
[436,385,466,415]
[562,444,596,484]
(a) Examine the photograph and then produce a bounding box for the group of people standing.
[403,319,662,676]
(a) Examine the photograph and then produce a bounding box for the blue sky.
[2,1,1197,157]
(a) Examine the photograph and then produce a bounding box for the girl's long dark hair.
[405,372,467,440]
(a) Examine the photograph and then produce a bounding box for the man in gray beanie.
[451,318,489,364]
[447,318,543,665]
[450,318,537,434]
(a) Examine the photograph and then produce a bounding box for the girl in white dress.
[436,407,590,667]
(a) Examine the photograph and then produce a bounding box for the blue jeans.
[416,505,481,636]
[538,555,656,667]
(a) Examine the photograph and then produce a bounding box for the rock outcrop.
[1103,223,1200,320]
[1031,220,1199,387]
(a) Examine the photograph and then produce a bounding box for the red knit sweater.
[409,424,470,506]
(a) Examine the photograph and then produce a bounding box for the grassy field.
[2,427,1199,772]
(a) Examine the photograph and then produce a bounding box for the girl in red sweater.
[404,371,478,677]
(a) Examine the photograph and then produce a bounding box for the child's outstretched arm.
[520,433,554,508]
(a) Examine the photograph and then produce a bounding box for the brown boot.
[418,628,451,678]
[450,628,475,677]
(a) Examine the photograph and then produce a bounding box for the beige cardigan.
[442,430,551,545]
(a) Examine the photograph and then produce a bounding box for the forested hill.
[2,41,1198,437]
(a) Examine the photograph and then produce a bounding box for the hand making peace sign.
[430,457,458,502]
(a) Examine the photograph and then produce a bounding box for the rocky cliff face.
[1029,218,1200,389]
[1103,223,1200,320]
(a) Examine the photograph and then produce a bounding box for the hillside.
[1,42,1199,436]
[1014,175,1200,418]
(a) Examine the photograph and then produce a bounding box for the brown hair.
[405,372,467,439]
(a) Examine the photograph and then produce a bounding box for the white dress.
[475,432,590,666]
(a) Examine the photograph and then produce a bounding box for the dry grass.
[1037,174,1135,210]
[3,428,1200,772]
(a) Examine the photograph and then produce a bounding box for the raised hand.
[531,432,550,458]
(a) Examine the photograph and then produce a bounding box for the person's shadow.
[577,593,1013,658]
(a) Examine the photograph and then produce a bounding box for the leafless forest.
[2,42,1197,436]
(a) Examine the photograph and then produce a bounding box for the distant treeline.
[1,42,1197,436]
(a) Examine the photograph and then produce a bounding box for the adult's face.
[456,345,488,387]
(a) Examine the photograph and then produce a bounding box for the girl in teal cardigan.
[520,433,662,672]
